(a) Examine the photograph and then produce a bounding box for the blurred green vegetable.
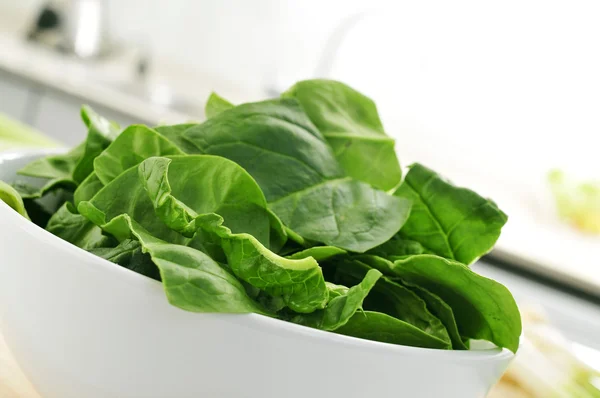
[0,113,57,151]
[549,170,600,234]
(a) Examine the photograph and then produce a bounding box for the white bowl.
[0,150,514,398]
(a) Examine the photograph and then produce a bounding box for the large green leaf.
[154,99,411,252]
[72,106,121,183]
[16,145,82,199]
[334,257,451,345]
[89,239,160,281]
[78,155,328,313]
[287,269,382,331]
[283,79,402,191]
[205,92,234,119]
[93,125,184,185]
[370,254,521,353]
[91,214,270,314]
[404,283,468,350]
[73,172,103,206]
[336,311,451,349]
[393,163,508,265]
[46,202,115,250]
[136,156,328,313]
[17,106,119,198]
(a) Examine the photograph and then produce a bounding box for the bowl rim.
[0,149,515,362]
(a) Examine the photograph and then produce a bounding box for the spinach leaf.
[288,268,382,331]
[16,145,82,199]
[286,246,347,261]
[393,163,508,265]
[154,99,411,252]
[334,257,451,345]
[78,155,328,313]
[17,106,119,198]
[46,202,115,250]
[283,79,402,191]
[136,156,328,313]
[72,106,121,183]
[93,125,184,185]
[205,92,234,118]
[336,311,451,349]
[367,235,427,258]
[370,254,521,353]
[0,180,30,219]
[89,239,160,281]
[404,283,468,350]
[92,214,270,314]
[73,172,103,206]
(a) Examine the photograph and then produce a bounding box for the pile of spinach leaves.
[0,80,521,352]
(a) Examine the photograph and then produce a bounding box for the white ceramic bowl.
[0,150,514,398]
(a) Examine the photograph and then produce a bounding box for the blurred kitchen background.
[1,0,600,396]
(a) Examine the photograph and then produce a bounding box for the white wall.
[2,0,598,186]
[328,1,600,190]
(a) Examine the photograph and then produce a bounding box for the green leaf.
[72,106,121,183]
[286,246,347,261]
[371,254,522,353]
[404,283,468,350]
[0,180,30,219]
[334,257,451,345]
[393,163,508,265]
[73,172,103,206]
[336,311,452,349]
[153,99,411,252]
[78,155,327,313]
[17,145,82,199]
[46,203,115,250]
[93,125,184,185]
[91,214,270,314]
[136,156,328,313]
[368,235,426,258]
[16,107,120,198]
[89,239,160,281]
[205,92,234,118]
[288,268,382,331]
[283,79,402,191]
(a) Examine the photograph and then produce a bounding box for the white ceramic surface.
[0,150,514,398]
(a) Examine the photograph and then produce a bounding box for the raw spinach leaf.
[17,106,119,198]
[336,311,451,349]
[72,106,121,183]
[73,172,103,206]
[46,202,115,250]
[205,92,234,118]
[334,257,451,345]
[283,79,401,191]
[393,163,508,265]
[288,269,382,331]
[0,180,30,219]
[370,254,521,353]
[93,125,184,185]
[90,214,270,314]
[78,155,328,313]
[367,235,426,258]
[404,283,468,350]
[286,246,347,261]
[89,239,160,281]
[153,99,411,252]
[16,146,82,199]
[136,156,328,313]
